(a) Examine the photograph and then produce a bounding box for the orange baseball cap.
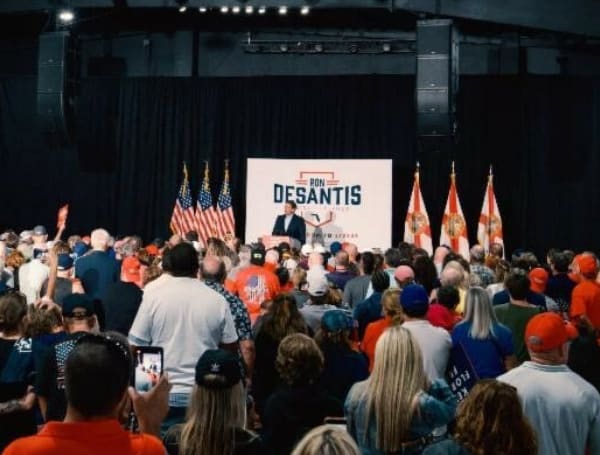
[525,313,578,353]
[145,244,160,256]
[577,255,598,277]
[122,256,141,283]
[529,267,549,294]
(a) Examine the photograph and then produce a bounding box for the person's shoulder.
[423,438,472,455]
[2,434,47,454]
[494,302,509,311]
[494,322,513,337]
[130,432,166,454]
[497,363,527,383]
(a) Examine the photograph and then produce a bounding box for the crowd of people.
[0,222,599,454]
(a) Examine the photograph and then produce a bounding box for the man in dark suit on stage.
[272,201,306,246]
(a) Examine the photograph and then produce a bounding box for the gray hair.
[462,286,498,339]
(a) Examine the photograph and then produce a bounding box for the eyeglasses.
[75,333,131,361]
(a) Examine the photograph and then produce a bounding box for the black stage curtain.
[1,75,599,256]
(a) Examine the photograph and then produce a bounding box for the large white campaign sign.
[245,158,392,250]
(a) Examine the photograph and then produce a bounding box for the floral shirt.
[204,280,252,341]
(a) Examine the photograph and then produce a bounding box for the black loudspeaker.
[37,31,77,141]
[416,19,458,137]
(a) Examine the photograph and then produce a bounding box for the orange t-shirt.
[570,279,600,328]
[3,419,164,455]
[361,317,392,372]
[231,265,281,324]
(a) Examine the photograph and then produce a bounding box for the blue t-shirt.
[451,321,514,379]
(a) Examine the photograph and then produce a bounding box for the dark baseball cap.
[195,349,241,389]
[62,294,95,318]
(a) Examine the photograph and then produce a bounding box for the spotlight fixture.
[232,5,240,13]
[176,0,188,12]
[278,6,288,15]
[199,6,207,12]
[314,43,323,53]
[279,43,288,52]
[300,6,310,15]
[245,5,254,14]
[258,6,267,14]
[220,5,229,13]
[382,43,391,52]
[57,9,75,23]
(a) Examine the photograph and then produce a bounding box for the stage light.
[220,6,229,13]
[382,43,391,52]
[279,43,288,52]
[199,6,207,13]
[176,0,188,12]
[57,9,75,23]
[245,5,254,14]
[300,6,310,15]
[278,6,288,15]
[314,44,323,53]
[258,6,267,14]
[232,5,240,13]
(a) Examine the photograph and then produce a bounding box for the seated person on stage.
[272,201,306,246]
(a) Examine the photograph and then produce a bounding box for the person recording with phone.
[4,332,170,455]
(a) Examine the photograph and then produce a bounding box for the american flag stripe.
[170,164,196,235]
[196,163,218,246]
[216,164,236,239]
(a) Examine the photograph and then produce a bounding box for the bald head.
[200,255,226,283]
[91,228,110,251]
[308,252,324,268]
[343,243,358,262]
[470,245,485,263]
[265,249,280,265]
[440,266,464,287]
[335,250,350,268]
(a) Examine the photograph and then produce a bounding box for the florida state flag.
[477,166,504,254]
[404,163,433,255]
[440,162,470,259]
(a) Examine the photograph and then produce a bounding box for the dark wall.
[1,73,600,258]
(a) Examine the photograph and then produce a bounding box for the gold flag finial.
[182,162,189,181]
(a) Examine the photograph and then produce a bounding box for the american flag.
[217,162,236,239]
[170,163,196,236]
[195,162,218,245]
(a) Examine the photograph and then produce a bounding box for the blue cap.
[400,284,429,314]
[329,241,343,255]
[321,309,353,333]
[57,253,74,270]
[62,294,95,318]
[73,241,89,258]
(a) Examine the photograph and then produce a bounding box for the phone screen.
[133,347,163,393]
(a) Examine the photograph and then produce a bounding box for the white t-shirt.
[19,259,49,304]
[129,277,238,398]
[403,320,451,382]
[498,362,600,455]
